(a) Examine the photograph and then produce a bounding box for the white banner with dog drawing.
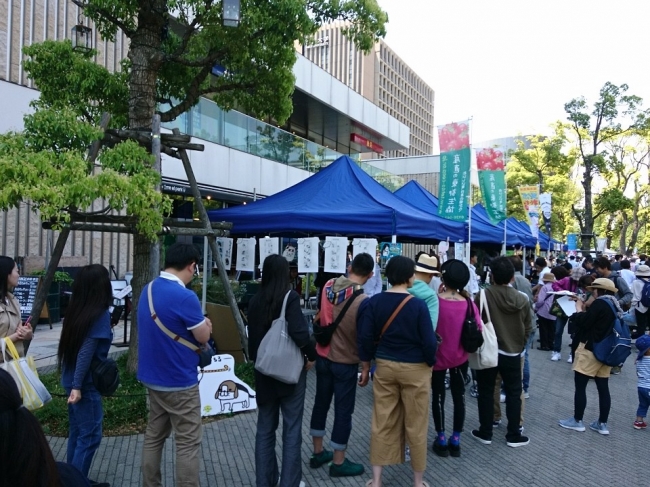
[198,354,257,416]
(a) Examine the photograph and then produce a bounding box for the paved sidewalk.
[38,328,646,486]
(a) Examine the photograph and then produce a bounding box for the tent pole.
[502,219,507,256]
[467,175,472,265]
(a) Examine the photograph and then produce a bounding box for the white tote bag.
[1,338,52,410]
[254,291,304,384]
[468,289,498,370]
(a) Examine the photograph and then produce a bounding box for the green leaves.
[0,109,170,240]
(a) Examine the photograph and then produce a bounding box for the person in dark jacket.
[248,254,317,487]
[559,278,622,436]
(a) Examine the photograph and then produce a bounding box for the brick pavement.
[46,335,646,486]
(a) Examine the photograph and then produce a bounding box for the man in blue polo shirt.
[138,243,212,487]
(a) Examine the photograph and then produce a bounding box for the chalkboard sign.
[13,276,40,322]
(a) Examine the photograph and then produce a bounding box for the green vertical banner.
[437,122,471,221]
[476,148,507,225]
[478,171,507,224]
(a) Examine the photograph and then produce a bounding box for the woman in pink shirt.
[431,259,482,458]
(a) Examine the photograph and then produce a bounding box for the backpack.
[461,297,483,353]
[639,278,650,308]
[312,289,363,346]
[591,299,632,367]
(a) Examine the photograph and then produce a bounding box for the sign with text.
[437,121,471,221]
[13,276,40,322]
[198,354,257,416]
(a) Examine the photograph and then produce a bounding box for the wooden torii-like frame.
[30,114,249,363]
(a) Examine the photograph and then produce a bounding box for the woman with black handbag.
[248,254,316,487]
[430,259,482,458]
[57,264,113,487]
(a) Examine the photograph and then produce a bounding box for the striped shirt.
[637,356,650,389]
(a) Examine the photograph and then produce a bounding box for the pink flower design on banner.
[438,122,470,152]
[476,148,504,171]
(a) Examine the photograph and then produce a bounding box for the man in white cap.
[631,264,650,336]
[408,252,441,330]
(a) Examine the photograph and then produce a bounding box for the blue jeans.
[66,388,103,477]
[638,387,650,418]
[553,316,568,353]
[255,369,307,487]
[309,357,358,450]
[523,329,536,391]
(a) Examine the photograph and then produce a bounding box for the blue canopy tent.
[207,156,464,241]
[394,181,504,244]
[470,205,532,247]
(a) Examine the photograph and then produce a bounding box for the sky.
[377,0,650,146]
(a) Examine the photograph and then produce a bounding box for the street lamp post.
[223,0,241,27]
[71,17,93,53]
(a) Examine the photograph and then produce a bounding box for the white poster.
[540,192,552,220]
[259,237,279,269]
[216,237,233,268]
[324,236,348,273]
[454,243,465,261]
[352,238,378,259]
[235,238,256,272]
[298,237,319,273]
[198,354,257,417]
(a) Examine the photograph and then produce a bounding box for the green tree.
[505,128,580,240]
[7,0,387,369]
[564,82,648,251]
[595,133,650,254]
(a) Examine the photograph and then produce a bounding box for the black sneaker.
[448,442,461,457]
[89,481,110,487]
[431,438,449,457]
[506,435,530,448]
[329,458,364,477]
[309,449,333,468]
[471,429,492,445]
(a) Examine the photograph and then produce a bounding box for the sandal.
[365,481,374,487]
[422,482,430,487]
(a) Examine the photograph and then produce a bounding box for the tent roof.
[207,156,464,241]
[394,181,503,244]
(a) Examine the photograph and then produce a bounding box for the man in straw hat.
[559,277,624,436]
[408,253,441,331]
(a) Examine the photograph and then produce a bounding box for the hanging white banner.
[216,237,233,268]
[352,238,378,259]
[324,236,348,273]
[235,238,256,272]
[258,237,279,269]
[298,237,320,273]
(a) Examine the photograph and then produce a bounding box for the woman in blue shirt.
[57,264,113,484]
[358,256,437,487]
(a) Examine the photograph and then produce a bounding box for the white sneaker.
[500,393,506,403]
[567,355,573,363]
[551,352,561,361]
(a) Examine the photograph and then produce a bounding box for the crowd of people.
[2,248,649,487]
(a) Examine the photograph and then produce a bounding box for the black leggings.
[574,371,611,423]
[431,362,468,433]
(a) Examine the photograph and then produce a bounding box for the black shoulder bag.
[313,289,364,346]
[461,297,484,353]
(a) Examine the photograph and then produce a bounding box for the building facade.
[301,21,435,158]
[0,1,409,276]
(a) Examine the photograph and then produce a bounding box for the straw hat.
[586,277,618,294]
[542,273,556,283]
[635,264,650,277]
[415,254,441,275]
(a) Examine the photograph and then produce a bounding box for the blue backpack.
[592,299,632,367]
[639,278,650,308]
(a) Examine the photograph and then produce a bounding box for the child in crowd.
[634,334,650,429]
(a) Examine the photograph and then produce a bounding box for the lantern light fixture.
[71,16,93,53]
[223,0,241,27]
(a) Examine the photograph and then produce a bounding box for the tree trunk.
[125,3,166,371]
[580,160,595,251]
[127,233,152,373]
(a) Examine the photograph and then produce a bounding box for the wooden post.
[172,128,249,359]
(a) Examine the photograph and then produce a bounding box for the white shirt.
[363,262,383,297]
[538,266,551,282]
[631,278,649,313]
[467,263,480,295]
[621,269,636,287]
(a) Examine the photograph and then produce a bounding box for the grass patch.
[35,356,256,437]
